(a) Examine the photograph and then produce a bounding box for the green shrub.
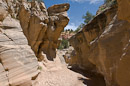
[105,0,117,7]
[82,11,95,24]
[38,66,42,70]
[58,39,69,50]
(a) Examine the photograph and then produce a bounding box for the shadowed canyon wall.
[66,1,130,86]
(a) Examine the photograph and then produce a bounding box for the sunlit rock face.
[0,0,70,85]
[67,3,130,86]
[0,14,38,86]
[0,0,38,86]
[19,1,70,61]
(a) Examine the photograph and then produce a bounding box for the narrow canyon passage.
[0,0,130,86]
[0,14,106,86]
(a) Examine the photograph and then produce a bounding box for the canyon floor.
[32,50,106,86]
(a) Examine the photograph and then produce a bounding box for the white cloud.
[69,0,103,4]
[65,23,78,30]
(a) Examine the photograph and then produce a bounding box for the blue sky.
[44,0,104,30]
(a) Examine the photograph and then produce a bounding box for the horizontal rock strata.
[0,15,38,86]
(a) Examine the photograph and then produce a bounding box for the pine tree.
[104,0,111,3]
[82,11,94,24]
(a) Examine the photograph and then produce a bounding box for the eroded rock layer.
[0,1,39,85]
[0,16,38,86]
[19,1,70,61]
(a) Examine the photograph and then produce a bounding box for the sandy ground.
[33,66,86,86]
[32,50,105,86]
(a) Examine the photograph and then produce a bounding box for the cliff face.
[0,0,38,86]
[67,2,130,86]
[0,0,69,86]
[19,1,69,61]
[68,5,117,69]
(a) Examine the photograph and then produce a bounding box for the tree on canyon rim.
[82,11,95,24]
[104,0,111,3]
[104,0,117,6]
[75,11,94,33]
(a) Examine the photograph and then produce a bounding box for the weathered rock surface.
[68,5,117,69]
[19,1,70,61]
[0,4,38,85]
[0,7,8,21]
[0,17,39,86]
[67,3,130,86]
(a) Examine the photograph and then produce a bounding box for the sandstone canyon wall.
[0,2,38,86]
[0,0,69,86]
[66,1,130,86]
